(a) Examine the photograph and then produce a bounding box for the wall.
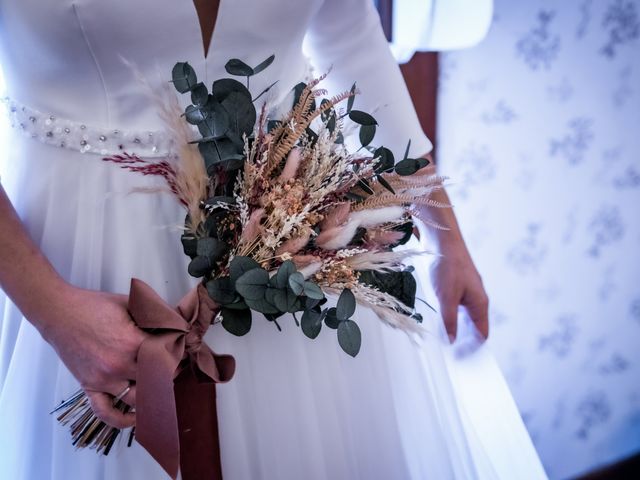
[437,1,640,478]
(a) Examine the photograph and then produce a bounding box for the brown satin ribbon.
[127,278,235,480]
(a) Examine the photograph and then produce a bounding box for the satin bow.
[128,278,236,480]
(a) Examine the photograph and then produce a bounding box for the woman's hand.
[429,244,489,343]
[39,283,148,428]
[414,155,489,343]
[0,185,145,428]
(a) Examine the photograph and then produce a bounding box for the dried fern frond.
[264,87,356,177]
[351,193,451,212]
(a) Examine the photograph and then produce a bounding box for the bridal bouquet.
[52,55,448,479]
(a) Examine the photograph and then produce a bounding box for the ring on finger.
[113,383,131,403]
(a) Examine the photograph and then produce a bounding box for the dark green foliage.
[172,62,197,93]
[221,307,252,336]
[358,269,417,308]
[337,320,361,357]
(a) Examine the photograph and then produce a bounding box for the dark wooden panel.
[375,0,438,157]
[375,0,393,41]
[400,52,439,158]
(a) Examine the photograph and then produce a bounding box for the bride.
[0,0,548,478]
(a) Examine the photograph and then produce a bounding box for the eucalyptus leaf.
[336,288,356,320]
[373,147,395,173]
[197,101,230,138]
[303,281,324,300]
[230,256,261,283]
[326,113,336,133]
[377,175,395,194]
[206,277,236,304]
[184,104,207,125]
[218,156,245,172]
[346,83,357,113]
[252,54,275,75]
[349,110,377,126]
[187,255,212,278]
[324,307,340,329]
[172,62,197,93]
[301,310,322,339]
[275,260,296,289]
[288,272,305,296]
[211,78,251,102]
[244,296,281,315]
[394,157,429,176]
[359,124,376,147]
[320,99,337,133]
[264,286,279,305]
[358,269,417,308]
[221,91,257,137]
[200,138,241,174]
[190,82,209,106]
[252,80,279,103]
[198,142,220,170]
[224,299,248,310]
[403,140,412,160]
[180,234,197,258]
[235,268,269,300]
[225,58,254,76]
[357,178,374,195]
[221,307,252,336]
[305,296,322,310]
[272,288,299,313]
[337,320,361,357]
[196,237,224,259]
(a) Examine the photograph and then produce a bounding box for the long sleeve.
[303,0,433,159]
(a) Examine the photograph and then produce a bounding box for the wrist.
[424,223,470,259]
[27,275,75,342]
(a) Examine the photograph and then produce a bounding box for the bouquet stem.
[51,389,135,455]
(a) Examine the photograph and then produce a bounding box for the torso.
[0,0,323,130]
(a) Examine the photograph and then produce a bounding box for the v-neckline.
[192,0,221,59]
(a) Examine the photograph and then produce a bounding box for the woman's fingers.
[462,287,490,339]
[86,390,136,429]
[106,381,137,408]
[438,293,459,343]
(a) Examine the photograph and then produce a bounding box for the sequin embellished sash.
[1,97,174,158]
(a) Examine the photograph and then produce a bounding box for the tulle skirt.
[0,131,548,479]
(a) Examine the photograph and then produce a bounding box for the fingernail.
[448,333,456,344]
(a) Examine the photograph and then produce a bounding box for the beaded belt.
[1,96,174,158]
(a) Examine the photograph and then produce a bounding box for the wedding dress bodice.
[0,0,432,158]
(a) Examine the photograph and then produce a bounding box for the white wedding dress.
[0,0,548,478]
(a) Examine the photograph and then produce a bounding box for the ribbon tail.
[174,367,224,480]
[135,336,182,479]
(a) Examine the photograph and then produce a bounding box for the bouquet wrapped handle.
[129,278,235,480]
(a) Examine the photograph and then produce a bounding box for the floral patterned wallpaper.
[437,1,640,478]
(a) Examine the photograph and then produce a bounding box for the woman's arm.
[416,165,489,342]
[305,0,489,342]
[0,183,144,426]
[0,184,68,331]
